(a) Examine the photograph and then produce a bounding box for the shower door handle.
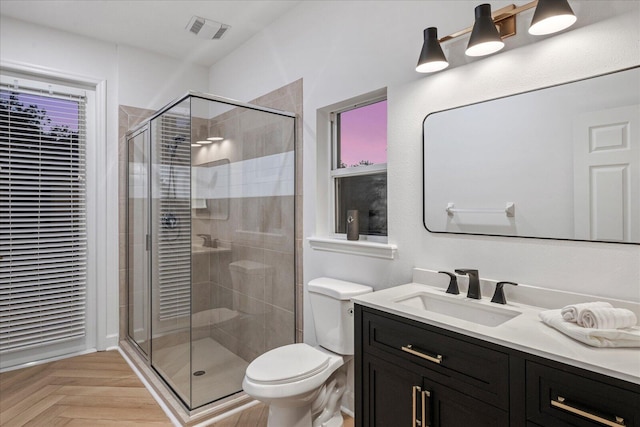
[146,234,150,251]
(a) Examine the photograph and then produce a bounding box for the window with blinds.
[0,80,87,354]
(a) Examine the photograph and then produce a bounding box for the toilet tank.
[308,277,373,355]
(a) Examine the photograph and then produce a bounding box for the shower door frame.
[132,90,296,129]
[126,124,151,360]
[125,91,297,412]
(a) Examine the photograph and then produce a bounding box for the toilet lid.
[246,343,329,384]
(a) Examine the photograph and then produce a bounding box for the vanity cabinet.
[355,305,640,427]
[357,306,511,426]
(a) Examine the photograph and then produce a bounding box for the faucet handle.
[438,271,459,295]
[491,281,518,304]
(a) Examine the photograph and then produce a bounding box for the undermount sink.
[394,291,521,327]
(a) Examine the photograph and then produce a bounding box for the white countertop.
[352,277,640,385]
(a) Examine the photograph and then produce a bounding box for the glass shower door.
[125,92,297,411]
[127,127,150,357]
[149,101,193,407]
[189,98,296,408]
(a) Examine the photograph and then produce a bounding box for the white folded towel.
[580,307,637,329]
[560,301,612,322]
[539,309,640,348]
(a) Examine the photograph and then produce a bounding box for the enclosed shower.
[126,92,296,411]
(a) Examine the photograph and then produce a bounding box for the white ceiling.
[0,0,302,67]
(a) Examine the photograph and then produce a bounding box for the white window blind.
[0,80,88,354]
[155,114,191,321]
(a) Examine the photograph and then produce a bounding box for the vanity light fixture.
[416,27,449,73]
[416,0,577,73]
[207,136,224,141]
[466,4,505,57]
[197,140,213,145]
[528,0,577,35]
[191,142,202,147]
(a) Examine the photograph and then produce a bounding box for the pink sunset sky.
[1,90,79,132]
[339,100,387,167]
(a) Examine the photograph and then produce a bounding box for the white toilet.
[242,277,373,427]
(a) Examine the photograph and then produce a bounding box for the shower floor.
[153,337,249,408]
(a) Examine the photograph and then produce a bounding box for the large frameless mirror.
[423,66,639,244]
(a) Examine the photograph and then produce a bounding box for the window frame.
[329,95,388,242]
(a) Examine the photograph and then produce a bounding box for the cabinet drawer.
[526,361,640,427]
[362,309,509,409]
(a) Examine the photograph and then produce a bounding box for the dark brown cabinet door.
[424,379,509,427]
[361,353,508,427]
[362,354,422,427]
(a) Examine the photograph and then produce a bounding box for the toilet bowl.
[243,344,346,427]
[242,277,373,427]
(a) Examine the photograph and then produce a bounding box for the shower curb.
[118,340,256,426]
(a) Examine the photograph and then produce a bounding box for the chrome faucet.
[455,269,481,299]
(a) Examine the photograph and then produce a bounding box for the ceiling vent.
[186,16,230,40]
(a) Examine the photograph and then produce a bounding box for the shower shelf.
[191,245,231,254]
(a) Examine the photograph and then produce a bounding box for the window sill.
[307,237,397,260]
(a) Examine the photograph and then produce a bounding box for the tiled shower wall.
[118,80,304,350]
[191,109,292,362]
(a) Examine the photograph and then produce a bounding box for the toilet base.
[311,366,346,427]
[316,413,344,427]
[262,366,347,427]
[266,403,344,427]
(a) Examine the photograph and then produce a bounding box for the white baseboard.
[101,333,119,351]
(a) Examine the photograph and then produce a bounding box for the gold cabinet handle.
[551,396,625,427]
[412,386,421,427]
[412,386,432,427]
[422,389,431,427]
[402,344,443,365]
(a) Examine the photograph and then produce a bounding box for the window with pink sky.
[337,100,387,168]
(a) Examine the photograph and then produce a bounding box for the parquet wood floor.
[0,350,354,427]
[0,351,172,426]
